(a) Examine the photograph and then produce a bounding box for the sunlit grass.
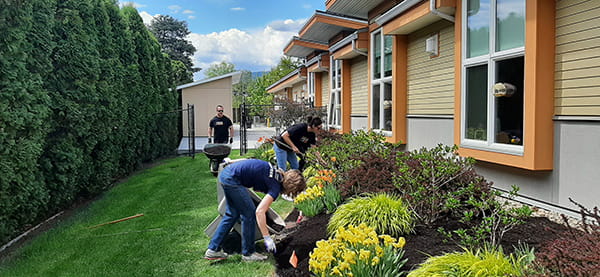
[0,150,293,277]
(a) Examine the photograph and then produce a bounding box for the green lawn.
[0,151,294,277]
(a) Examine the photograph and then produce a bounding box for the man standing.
[208,105,234,144]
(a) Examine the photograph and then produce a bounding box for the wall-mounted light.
[425,33,439,57]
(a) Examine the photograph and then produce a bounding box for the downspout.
[430,0,455,22]
[352,39,368,57]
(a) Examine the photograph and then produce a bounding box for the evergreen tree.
[148,15,197,84]
[0,0,51,243]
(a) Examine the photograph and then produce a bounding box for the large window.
[371,30,393,133]
[462,0,525,154]
[328,59,342,128]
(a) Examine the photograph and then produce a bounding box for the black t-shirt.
[209,115,233,143]
[281,123,316,153]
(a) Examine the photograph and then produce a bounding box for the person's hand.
[292,146,300,154]
[208,138,212,143]
[229,137,233,144]
[263,235,276,253]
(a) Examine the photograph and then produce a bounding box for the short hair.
[216,104,223,109]
[281,169,306,198]
[307,116,323,128]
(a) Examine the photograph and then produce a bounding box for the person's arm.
[282,132,300,153]
[229,125,234,143]
[255,194,275,237]
[207,123,213,142]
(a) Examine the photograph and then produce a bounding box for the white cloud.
[231,7,245,11]
[182,10,195,14]
[188,15,196,20]
[138,11,156,25]
[119,1,146,8]
[168,5,182,13]
[188,19,306,77]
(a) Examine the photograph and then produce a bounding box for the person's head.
[216,105,224,117]
[307,116,323,133]
[281,169,306,198]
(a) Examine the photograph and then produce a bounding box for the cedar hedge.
[0,0,179,244]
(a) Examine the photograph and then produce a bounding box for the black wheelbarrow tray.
[203,143,232,176]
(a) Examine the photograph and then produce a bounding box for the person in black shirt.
[273,116,323,170]
[208,105,234,144]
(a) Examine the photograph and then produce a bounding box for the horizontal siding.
[555,0,600,116]
[321,73,330,107]
[351,56,368,115]
[407,21,455,115]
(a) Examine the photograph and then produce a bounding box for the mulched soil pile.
[274,211,572,277]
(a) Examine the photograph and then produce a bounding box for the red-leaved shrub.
[531,199,600,277]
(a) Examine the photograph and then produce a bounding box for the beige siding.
[321,73,330,107]
[291,82,306,102]
[351,56,369,115]
[407,21,455,115]
[555,0,600,116]
[181,78,233,137]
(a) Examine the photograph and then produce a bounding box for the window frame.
[328,58,342,129]
[460,0,525,156]
[370,28,393,136]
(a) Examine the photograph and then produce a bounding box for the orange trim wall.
[392,35,407,144]
[454,0,555,170]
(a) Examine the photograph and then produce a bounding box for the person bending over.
[204,159,306,261]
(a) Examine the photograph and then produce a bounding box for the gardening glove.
[208,137,212,143]
[229,137,233,144]
[264,235,276,253]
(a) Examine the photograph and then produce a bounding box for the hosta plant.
[407,245,535,277]
[309,223,407,277]
[327,193,414,237]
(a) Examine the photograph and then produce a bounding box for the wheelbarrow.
[203,143,231,176]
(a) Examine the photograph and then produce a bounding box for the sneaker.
[242,252,268,262]
[204,249,228,260]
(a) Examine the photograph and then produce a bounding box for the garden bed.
[274,210,573,277]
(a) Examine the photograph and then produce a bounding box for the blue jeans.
[273,142,299,170]
[208,169,257,255]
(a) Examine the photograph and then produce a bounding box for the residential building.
[268,0,600,214]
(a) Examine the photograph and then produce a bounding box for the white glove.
[264,235,276,253]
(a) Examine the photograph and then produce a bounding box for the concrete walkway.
[177,124,278,154]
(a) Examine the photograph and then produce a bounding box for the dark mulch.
[274,212,572,277]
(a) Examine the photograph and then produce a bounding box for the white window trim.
[370,29,392,136]
[328,58,342,129]
[307,72,315,107]
[460,0,525,156]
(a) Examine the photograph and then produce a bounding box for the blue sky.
[120,1,325,79]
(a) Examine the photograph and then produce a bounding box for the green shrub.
[408,245,535,277]
[305,130,390,175]
[251,139,276,164]
[438,185,532,248]
[393,144,494,225]
[327,193,414,237]
[310,223,407,277]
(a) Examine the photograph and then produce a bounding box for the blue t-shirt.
[219,159,282,199]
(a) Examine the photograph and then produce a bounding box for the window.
[371,29,393,133]
[328,59,342,128]
[461,0,525,154]
[307,72,315,107]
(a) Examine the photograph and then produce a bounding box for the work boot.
[204,249,228,260]
[242,252,268,262]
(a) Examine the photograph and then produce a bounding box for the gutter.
[429,0,454,22]
[329,29,368,57]
[375,0,454,26]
